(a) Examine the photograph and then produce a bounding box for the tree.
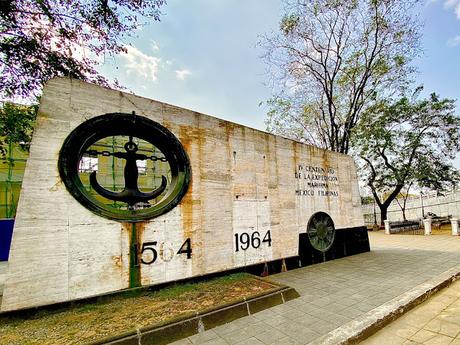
[0,102,37,218]
[0,0,165,101]
[261,0,421,154]
[353,92,460,225]
[0,102,37,158]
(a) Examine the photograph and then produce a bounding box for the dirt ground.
[0,273,276,345]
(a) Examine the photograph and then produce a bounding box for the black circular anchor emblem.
[58,113,191,222]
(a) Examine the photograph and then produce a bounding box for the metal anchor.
[89,136,167,207]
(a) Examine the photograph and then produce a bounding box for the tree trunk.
[376,184,404,226]
[402,208,407,222]
[380,205,388,226]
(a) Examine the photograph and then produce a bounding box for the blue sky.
[98,0,282,130]
[99,0,460,162]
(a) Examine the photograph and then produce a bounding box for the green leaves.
[0,0,166,101]
[354,90,460,219]
[280,15,300,36]
[0,102,37,159]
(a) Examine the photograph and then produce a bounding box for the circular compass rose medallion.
[307,212,335,252]
[58,113,191,222]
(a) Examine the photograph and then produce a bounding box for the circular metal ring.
[307,212,335,252]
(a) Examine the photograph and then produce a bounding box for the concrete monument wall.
[1,78,366,311]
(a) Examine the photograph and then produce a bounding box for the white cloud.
[120,45,161,81]
[444,0,460,18]
[447,35,460,46]
[175,69,192,80]
[444,0,458,8]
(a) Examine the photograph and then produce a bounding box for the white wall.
[362,191,460,223]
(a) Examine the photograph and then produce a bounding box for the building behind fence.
[362,191,460,224]
[0,143,27,219]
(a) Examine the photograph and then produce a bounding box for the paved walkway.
[171,232,460,345]
[361,277,460,345]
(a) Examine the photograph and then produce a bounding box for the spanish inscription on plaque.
[295,164,339,197]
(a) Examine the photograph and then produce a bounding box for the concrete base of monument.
[299,226,370,266]
[88,285,299,345]
[0,273,299,345]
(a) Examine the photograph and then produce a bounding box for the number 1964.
[234,230,272,252]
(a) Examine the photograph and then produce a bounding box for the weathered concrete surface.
[1,78,364,311]
[0,262,6,296]
[169,232,460,345]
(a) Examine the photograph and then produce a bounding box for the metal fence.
[363,191,460,225]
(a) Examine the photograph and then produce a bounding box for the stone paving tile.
[304,321,337,335]
[353,302,377,313]
[181,233,460,345]
[189,329,220,344]
[271,336,303,345]
[410,329,453,345]
[361,332,407,345]
[383,322,420,340]
[218,329,253,344]
[239,322,268,339]
[335,306,364,319]
[263,314,293,327]
[423,318,460,338]
[283,309,309,321]
[253,327,287,344]
[200,338,229,345]
[234,338,265,345]
[361,278,460,345]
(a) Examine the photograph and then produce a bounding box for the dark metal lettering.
[177,238,192,259]
[235,230,272,252]
[140,241,158,265]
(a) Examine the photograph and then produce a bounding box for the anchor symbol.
[88,136,167,208]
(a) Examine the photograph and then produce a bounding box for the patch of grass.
[0,273,276,345]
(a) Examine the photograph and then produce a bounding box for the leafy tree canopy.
[0,0,165,101]
[0,102,37,158]
[262,0,422,154]
[353,90,460,223]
